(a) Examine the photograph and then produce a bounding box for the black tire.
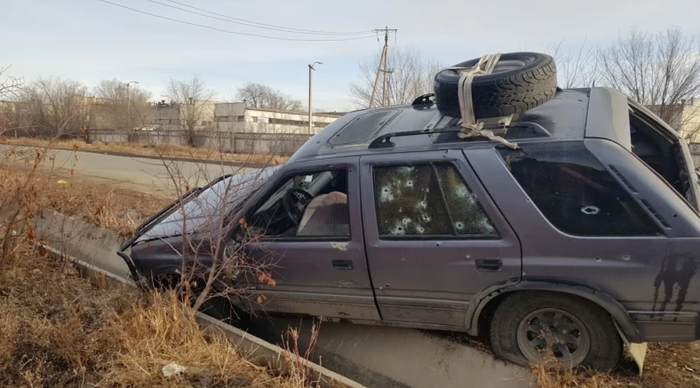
[489,292,622,370]
[433,52,557,119]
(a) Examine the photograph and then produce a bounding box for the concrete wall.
[90,129,312,156]
[688,143,700,167]
[214,102,246,118]
[681,102,700,142]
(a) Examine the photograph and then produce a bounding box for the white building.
[214,102,342,134]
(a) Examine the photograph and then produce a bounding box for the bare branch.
[0,65,23,100]
[164,75,217,146]
[11,77,89,138]
[348,45,443,108]
[236,82,302,111]
[597,27,700,136]
[93,78,151,132]
[546,39,597,88]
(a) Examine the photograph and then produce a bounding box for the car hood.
[135,166,281,242]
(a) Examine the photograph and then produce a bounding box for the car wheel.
[433,52,557,119]
[489,292,622,370]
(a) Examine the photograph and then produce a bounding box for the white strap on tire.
[448,54,519,150]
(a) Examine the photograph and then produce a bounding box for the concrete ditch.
[34,209,530,388]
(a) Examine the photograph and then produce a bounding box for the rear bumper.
[630,311,699,342]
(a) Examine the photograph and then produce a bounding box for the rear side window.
[499,143,661,236]
[373,162,498,238]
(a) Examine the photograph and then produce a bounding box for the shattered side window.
[373,163,498,238]
[434,164,498,236]
[499,143,661,236]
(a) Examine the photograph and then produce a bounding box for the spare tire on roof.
[433,52,557,119]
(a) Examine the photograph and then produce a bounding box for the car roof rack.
[367,122,551,149]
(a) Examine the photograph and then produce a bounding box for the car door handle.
[475,259,502,272]
[332,259,354,270]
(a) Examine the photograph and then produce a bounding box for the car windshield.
[137,166,282,241]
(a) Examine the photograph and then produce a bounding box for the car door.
[241,156,380,322]
[360,149,521,328]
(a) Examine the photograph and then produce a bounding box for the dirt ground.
[0,245,315,388]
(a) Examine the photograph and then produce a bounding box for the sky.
[2,0,700,111]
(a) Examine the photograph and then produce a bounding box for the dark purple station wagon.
[119,86,700,370]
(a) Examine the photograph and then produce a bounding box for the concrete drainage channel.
[35,209,529,388]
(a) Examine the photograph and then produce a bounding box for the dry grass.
[0,244,312,388]
[2,168,169,237]
[532,342,700,388]
[2,137,290,166]
[40,174,170,237]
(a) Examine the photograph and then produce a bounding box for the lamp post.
[308,61,323,134]
[126,81,139,131]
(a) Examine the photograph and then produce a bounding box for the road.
[2,145,256,197]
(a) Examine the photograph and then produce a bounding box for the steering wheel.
[283,187,314,225]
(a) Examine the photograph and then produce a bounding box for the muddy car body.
[119,86,700,369]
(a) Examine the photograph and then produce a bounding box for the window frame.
[370,160,501,241]
[245,166,353,242]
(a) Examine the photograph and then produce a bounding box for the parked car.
[118,53,700,370]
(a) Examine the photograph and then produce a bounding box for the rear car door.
[241,156,380,322]
[360,149,522,328]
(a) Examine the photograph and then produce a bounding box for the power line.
[154,0,373,36]
[98,0,375,42]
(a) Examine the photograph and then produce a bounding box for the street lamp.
[308,61,323,134]
[126,81,139,131]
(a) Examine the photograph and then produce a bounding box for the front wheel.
[489,292,622,370]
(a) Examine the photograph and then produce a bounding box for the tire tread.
[434,54,557,119]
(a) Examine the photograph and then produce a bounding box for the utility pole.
[126,81,139,131]
[369,26,396,108]
[308,61,323,134]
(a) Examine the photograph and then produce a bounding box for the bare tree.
[547,39,598,88]
[164,76,216,146]
[349,45,443,108]
[236,82,302,111]
[93,78,151,132]
[0,66,26,137]
[0,65,22,100]
[17,77,89,138]
[598,27,700,139]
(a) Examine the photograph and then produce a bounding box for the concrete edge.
[38,242,135,287]
[35,226,366,388]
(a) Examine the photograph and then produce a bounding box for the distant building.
[214,102,343,134]
[90,100,341,134]
[646,98,700,142]
[143,100,216,131]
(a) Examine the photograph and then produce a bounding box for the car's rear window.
[499,143,662,237]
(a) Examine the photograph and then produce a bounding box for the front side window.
[373,162,498,238]
[499,143,661,236]
[248,169,350,239]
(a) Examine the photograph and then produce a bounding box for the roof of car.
[288,87,629,164]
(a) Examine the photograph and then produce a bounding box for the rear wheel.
[489,292,622,370]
